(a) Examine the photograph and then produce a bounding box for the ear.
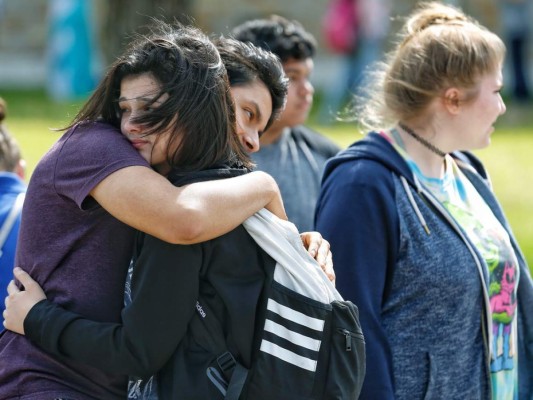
[442,87,462,114]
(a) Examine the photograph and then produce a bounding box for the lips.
[130,139,148,149]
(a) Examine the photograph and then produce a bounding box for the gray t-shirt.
[252,126,338,232]
[0,121,149,400]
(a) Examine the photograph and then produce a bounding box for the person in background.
[315,2,533,399]
[232,15,341,233]
[318,0,392,124]
[0,97,26,321]
[498,0,531,102]
[0,21,331,400]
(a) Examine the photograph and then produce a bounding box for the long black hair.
[70,20,251,172]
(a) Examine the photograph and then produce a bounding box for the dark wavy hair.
[231,15,316,63]
[214,36,288,131]
[69,20,251,172]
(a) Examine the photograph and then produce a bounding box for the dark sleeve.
[25,235,202,379]
[315,159,398,400]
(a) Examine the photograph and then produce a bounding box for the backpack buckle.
[217,351,237,381]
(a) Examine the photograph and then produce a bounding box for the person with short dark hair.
[232,15,341,232]
[214,36,288,154]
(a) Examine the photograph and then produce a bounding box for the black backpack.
[190,209,366,399]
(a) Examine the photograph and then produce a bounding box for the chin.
[292,115,308,127]
[478,138,491,149]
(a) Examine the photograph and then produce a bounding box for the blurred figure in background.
[318,0,392,124]
[47,0,100,101]
[232,15,341,233]
[499,0,531,102]
[0,97,26,321]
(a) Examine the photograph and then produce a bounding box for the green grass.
[2,89,533,273]
[2,89,85,175]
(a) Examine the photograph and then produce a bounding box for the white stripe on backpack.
[260,340,318,372]
[264,319,321,350]
[266,298,325,331]
[243,209,346,373]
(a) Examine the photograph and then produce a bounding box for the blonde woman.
[316,2,533,399]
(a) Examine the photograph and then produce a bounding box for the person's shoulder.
[61,121,136,154]
[57,121,123,149]
[70,120,122,137]
[326,153,393,187]
[53,120,147,174]
[291,125,341,156]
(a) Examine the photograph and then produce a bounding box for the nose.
[299,79,314,97]
[499,96,506,116]
[240,129,260,153]
[122,114,143,136]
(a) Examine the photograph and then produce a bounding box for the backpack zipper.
[339,328,364,351]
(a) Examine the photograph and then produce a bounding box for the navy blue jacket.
[315,132,533,399]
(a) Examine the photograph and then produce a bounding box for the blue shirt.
[0,172,26,319]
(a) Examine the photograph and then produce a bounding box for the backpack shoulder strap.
[0,192,25,256]
[189,300,249,400]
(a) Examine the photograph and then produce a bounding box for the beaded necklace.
[398,122,446,158]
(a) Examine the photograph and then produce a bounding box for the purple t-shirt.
[0,122,149,400]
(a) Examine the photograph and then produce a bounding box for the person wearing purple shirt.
[0,22,333,400]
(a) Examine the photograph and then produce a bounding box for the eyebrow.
[117,94,159,103]
[284,66,310,77]
[250,100,263,125]
[118,91,164,103]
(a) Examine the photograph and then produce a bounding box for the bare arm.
[91,167,286,244]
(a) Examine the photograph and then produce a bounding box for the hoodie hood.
[322,131,436,234]
[323,131,489,192]
[323,132,416,187]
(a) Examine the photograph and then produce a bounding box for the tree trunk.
[99,0,194,66]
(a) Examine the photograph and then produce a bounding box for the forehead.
[119,73,161,99]
[470,68,503,94]
[282,58,314,75]
[231,80,273,118]
[483,68,503,85]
